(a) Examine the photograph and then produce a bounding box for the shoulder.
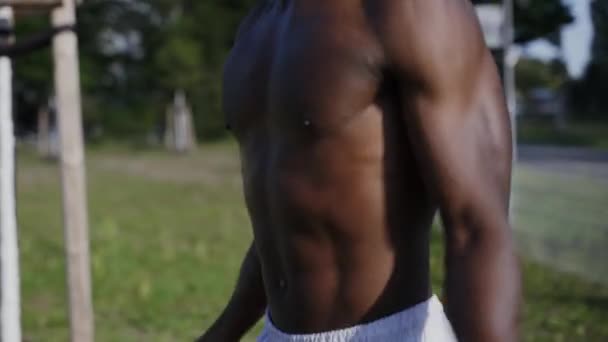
[366,0,487,84]
[366,0,481,36]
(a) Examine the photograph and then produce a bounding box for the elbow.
[443,205,512,258]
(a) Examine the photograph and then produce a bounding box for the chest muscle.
[223,6,383,139]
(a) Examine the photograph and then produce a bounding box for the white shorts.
[258,295,457,341]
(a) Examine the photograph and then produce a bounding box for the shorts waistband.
[261,295,446,342]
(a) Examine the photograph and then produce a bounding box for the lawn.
[517,117,608,149]
[513,166,608,285]
[16,142,608,341]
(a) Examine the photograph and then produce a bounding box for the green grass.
[513,166,608,285]
[16,143,608,341]
[517,117,608,149]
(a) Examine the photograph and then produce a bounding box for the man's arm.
[197,243,266,342]
[373,0,521,340]
[0,25,73,58]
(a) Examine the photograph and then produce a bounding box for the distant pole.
[165,90,197,153]
[51,0,94,341]
[503,0,517,160]
[502,0,519,220]
[37,103,50,157]
[0,6,22,342]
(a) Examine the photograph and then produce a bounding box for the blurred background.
[6,0,608,341]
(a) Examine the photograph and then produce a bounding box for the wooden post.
[174,90,188,152]
[164,104,175,150]
[167,90,196,153]
[51,0,94,341]
[0,6,21,342]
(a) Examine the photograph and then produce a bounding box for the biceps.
[405,97,512,218]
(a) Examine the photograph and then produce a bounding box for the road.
[518,145,608,181]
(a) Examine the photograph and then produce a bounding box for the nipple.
[303,119,312,127]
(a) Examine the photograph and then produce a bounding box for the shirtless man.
[198,0,520,341]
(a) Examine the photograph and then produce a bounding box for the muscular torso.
[223,0,503,334]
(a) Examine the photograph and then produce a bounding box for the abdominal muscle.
[241,104,435,334]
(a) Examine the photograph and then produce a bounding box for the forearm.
[444,220,521,342]
[198,244,267,342]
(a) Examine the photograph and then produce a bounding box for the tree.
[516,57,568,95]
[12,15,54,135]
[591,0,608,63]
[147,0,255,139]
[570,0,608,116]
[513,0,573,44]
[11,0,227,140]
[472,0,573,44]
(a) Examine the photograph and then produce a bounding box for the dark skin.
[199,0,521,341]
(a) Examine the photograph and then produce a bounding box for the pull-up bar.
[0,25,73,57]
[0,0,61,8]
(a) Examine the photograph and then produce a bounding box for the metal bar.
[0,6,22,342]
[0,0,61,9]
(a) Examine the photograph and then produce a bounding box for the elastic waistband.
[261,295,445,342]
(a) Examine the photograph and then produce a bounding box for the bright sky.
[523,0,593,78]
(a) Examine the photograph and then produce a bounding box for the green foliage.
[13,16,54,109]
[13,0,254,141]
[518,117,608,150]
[154,34,203,91]
[12,0,576,140]
[472,0,573,44]
[591,0,608,62]
[516,58,568,95]
[570,0,608,116]
[513,0,573,44]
